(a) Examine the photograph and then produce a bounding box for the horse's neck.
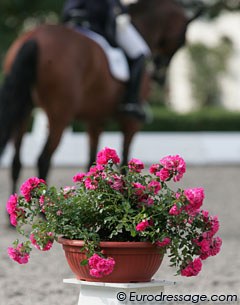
[129,0,185,51]
[129,0,166,50]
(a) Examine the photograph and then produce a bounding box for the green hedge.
[72,107,240,132]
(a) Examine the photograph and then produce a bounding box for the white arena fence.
[1,110,240,167]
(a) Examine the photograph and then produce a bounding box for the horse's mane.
[128,0,183,21]
[128,0,150,14]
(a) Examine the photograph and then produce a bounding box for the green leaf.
[80,259,88,266]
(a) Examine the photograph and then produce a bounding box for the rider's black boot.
[119,54,147,121]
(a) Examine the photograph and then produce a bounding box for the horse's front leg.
[11,138,23,195]
[120,118,142,166]
[37,117,68,181]
[86,123,104,169]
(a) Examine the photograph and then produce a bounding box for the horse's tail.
[0,39,38,157]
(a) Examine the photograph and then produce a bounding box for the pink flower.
[197,238,210,253]
[20,177,46,202]
[148,180,161,194]
[199,252,209,260]
[109,174,124,191]
[156,237,171,247]
[9,212,18,227]
[199,236,222,260]
[96,257,115,276]
[39,195,45,205]
[133,182,146,196]
[30,232,54,251]
[39,195,46,212]
[43,240,53,251]
[194,235,211,260]
[6,194,25,227]
[8,244,30,264]
[145,197,154,206]
[159,155,186,182]
[88,165,105,174]
[181,258,202,277]
[149,164,161,175]
[209,236,222,256]
[209,215,220,236]
[6,194,20,227]
[200,239,211,252]
[6,194,18,215]
[169,204,182,215]
[88,254,115,278]
[184,188,205,211]
[201,209,209,221]
[128,158,144,172]
[89,269,102,278]
[96,147,120,165]
[88,253,101,268]
[156,168,170,181]
[136,220,149,231]
[137,194,154,206]
[73,173,86,183]
[195,231,222,260]
[63,186,76,198]
[85,177,98,190]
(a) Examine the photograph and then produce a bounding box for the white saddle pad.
[75,27,130,82]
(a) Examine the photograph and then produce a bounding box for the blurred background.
[1,0,240,132]
[1,0,240,167]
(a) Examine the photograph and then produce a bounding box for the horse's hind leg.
[11,117,30,193]
[86,123,104,168]
[37,119,68,181]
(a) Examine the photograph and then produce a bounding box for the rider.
[62,0,151,121]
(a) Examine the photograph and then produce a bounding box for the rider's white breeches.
[116,14,151,59]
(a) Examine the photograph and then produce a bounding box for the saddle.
[73,26,130,82]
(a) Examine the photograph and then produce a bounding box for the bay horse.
[0,0,200,192]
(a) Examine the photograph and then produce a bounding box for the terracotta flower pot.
[58,237,164,283]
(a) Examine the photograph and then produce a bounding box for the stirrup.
[118,103,148,122]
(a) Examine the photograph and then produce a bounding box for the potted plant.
[7,147,222,282]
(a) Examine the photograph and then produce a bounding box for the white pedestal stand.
[63,278,176,305]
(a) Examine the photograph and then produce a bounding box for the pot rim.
[58,237,159,248]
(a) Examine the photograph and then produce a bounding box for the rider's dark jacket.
[62,0,127,46]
